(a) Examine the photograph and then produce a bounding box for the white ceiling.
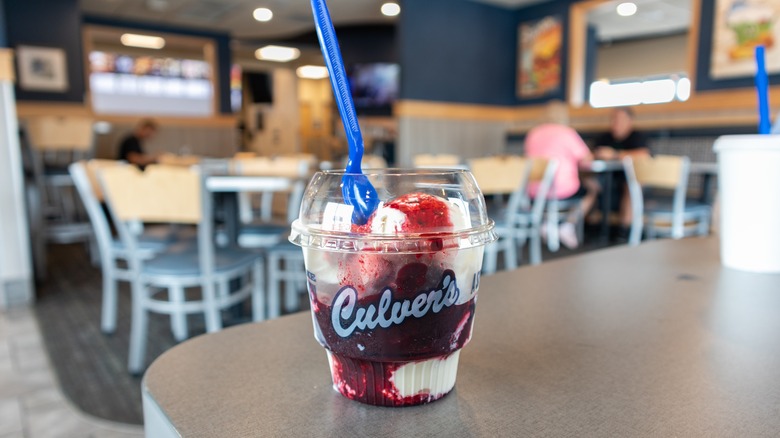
[78,0,690,42]
[588,0,691,42]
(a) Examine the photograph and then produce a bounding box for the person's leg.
[619,182,632,227]
[567,177,600,224]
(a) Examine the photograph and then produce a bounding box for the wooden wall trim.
[0,49,15,82]
[398,84,780,134]
[15,101,238,127]
[394,100,518,121]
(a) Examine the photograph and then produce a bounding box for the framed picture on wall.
[710,0,780,79]
[17,45,68,92]
[517,15,563,99]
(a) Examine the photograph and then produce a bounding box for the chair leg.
[268,253,281,318]
[169,284,188,342]
[202,281,222,333]
[628,217,643,246]
[697,213,711,236]
[252,259,265,322]
[294,259,307,294]
[100,265,118,334]
[547,207,560,252]
[128,281,149,375]
[530,227,542,265]
[482,242,498,275]
[283,256,299,312]
[503,237,518,271]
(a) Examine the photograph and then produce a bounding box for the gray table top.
[143,237,780,437]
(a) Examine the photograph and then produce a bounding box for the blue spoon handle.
[756,45,771,135]
[311,0,364,172]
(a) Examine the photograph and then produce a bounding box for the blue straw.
[755,45,771,134]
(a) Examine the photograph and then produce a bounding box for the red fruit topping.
[351,193,453,234]
[383,193,452,232]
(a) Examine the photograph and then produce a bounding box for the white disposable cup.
[714,135,780,273]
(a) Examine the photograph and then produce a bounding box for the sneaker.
[559,222,579,249]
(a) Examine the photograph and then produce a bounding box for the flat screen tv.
[347,63,399,115]
[244,71,273,104]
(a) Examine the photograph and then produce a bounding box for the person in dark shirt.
[594,107,650,160]
[593,107,651,239]
[117,118,159,167]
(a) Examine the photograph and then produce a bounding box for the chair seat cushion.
[112,237,168,253]
[237,224,288,248]
[645,198,712,216]
[267,239,301,253]
[143,248,259,276]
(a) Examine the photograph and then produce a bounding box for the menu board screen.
[88,51,213,116]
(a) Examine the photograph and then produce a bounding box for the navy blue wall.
[84,15,233,114]
[399,0,576,106]
[399,0,518,106]
[4,0,84,102]
[274,24,397,65]
[0,0,7,48]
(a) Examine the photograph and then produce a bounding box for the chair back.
[362,155,388,170]
[468,155,531,195]
[25,116,94,152]
[232,156,312,177]
[629,155,688,189]
[413,153,461,168]
[99,165,202,224]
[505,158,558,226]
[157,153,202,167]
[69,160,124,266]
[623,155,691,243]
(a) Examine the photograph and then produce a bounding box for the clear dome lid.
[290,169,496,253]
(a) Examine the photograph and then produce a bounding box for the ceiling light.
[255,45,300,62]
[296,65,329,79]
[253,7,273,22]
[381,2,400,17]
[120,33,165,49]
[616,2,637,17]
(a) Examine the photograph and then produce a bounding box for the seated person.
[593,107,651,238]
[525,101,599,249]
[117,118,160,168]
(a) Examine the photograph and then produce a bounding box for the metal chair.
[69,160,177,334]
[23,116,97,278]
[470,156,558,273]
[230,156,313,248]
[99,164,265,373]
[623,155,712,246]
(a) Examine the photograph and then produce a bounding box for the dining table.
[203,170,308,246]
[141,236,780,437]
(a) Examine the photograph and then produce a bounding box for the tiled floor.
[0,307,143,438]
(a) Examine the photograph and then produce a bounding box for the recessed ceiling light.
[616,2,637,17]
[255,45,300,62]
[381,2,400,17]
[296,65,329,79]
[253,7,273,22]
[120,33,165,49]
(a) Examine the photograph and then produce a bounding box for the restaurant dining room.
[2,0,780,436]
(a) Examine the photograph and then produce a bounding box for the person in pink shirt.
[525,102,599,248]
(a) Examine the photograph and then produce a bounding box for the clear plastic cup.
[290,169,496,406]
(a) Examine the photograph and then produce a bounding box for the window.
[589,74,690,108]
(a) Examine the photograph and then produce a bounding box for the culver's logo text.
[331,271,459,338]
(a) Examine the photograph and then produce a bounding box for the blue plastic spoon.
[311,0,379,225]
